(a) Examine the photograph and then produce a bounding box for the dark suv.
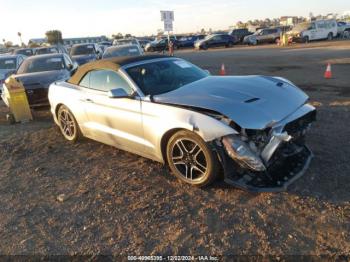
[194,34,235,50]
[144,38,178,52]
[228,29,253,43]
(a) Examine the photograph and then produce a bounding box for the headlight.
[222,135,266,172]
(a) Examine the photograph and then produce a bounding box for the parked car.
[0,55,26,96]
[13,48,34,57]
[113,38,142,49]
[35,46,59,55]
[138,40,151,50]
[337,21,350,38]
[287,20,338,43]
[48,55,316,191]
[243,28,282,45]
[228,29,253,43]
[98,44,107,54]
[2,53,77,107]
[102,44,143,59]
[99,41,112,47]
[144,38,178,52]
[194,34,235,50]
[70,43,102,65]
[178,35,206,48]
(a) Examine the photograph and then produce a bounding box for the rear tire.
[327,33,333,41]
[57,105,82,142]
[344,30,350,39]
[166,130,219,187]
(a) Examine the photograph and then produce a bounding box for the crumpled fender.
[141,101,238,162]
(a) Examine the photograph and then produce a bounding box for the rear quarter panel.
[48,82,88,132]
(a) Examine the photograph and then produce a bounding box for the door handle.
[85,98,94,103]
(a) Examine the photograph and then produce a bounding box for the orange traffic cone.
[324,63,332,79]
[220,63,226,76]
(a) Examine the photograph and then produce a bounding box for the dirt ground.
[0,40,349,257]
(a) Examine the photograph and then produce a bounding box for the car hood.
[14,70,70,89]
[153,76,308,130]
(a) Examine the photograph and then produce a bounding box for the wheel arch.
[55,103,65,118]
[160,128,188,164]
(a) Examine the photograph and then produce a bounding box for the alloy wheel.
[58,108,76,140]
[171,138,208,181]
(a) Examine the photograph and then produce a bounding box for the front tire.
[57,105,81,142]
[166,130,219,187]
[344,30,350,39]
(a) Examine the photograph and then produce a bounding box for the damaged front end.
[215,104,316,192]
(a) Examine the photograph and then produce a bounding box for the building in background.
[28,36,108,46]
[280,16,300,26]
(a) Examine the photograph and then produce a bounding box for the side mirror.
[108,88,131,99]
[67,64,73,70]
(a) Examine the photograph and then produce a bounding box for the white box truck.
[288,19,338,43]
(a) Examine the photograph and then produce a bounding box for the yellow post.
[2,76,33,123]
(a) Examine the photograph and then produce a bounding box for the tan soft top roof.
[68,55,170,85]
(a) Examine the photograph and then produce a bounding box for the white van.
[288,19,338,43]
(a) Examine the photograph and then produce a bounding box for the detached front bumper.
[220,144,313,192]
[217,105,316,192]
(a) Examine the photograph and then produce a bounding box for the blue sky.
[1,0,349,44]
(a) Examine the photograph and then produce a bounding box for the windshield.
[204,35,213,40]
[15,49,33,56]
[0,58,17,70]
[293,23,311,32]
[103,46,141,58]
[36,47,58,55]
[70,45,95,55]
[17,56,65,74]
[126,59,208,96]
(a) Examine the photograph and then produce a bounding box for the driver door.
[79,69,145,155]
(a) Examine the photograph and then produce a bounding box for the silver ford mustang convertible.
[48,55,316,192]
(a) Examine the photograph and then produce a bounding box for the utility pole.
[17,32,23,46]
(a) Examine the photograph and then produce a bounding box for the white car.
[337,21,350,38]
[288,19,338,43]
[113,38,143,54]
[48,55,317,191]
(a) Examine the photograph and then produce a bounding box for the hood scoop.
[244,98,260,103]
